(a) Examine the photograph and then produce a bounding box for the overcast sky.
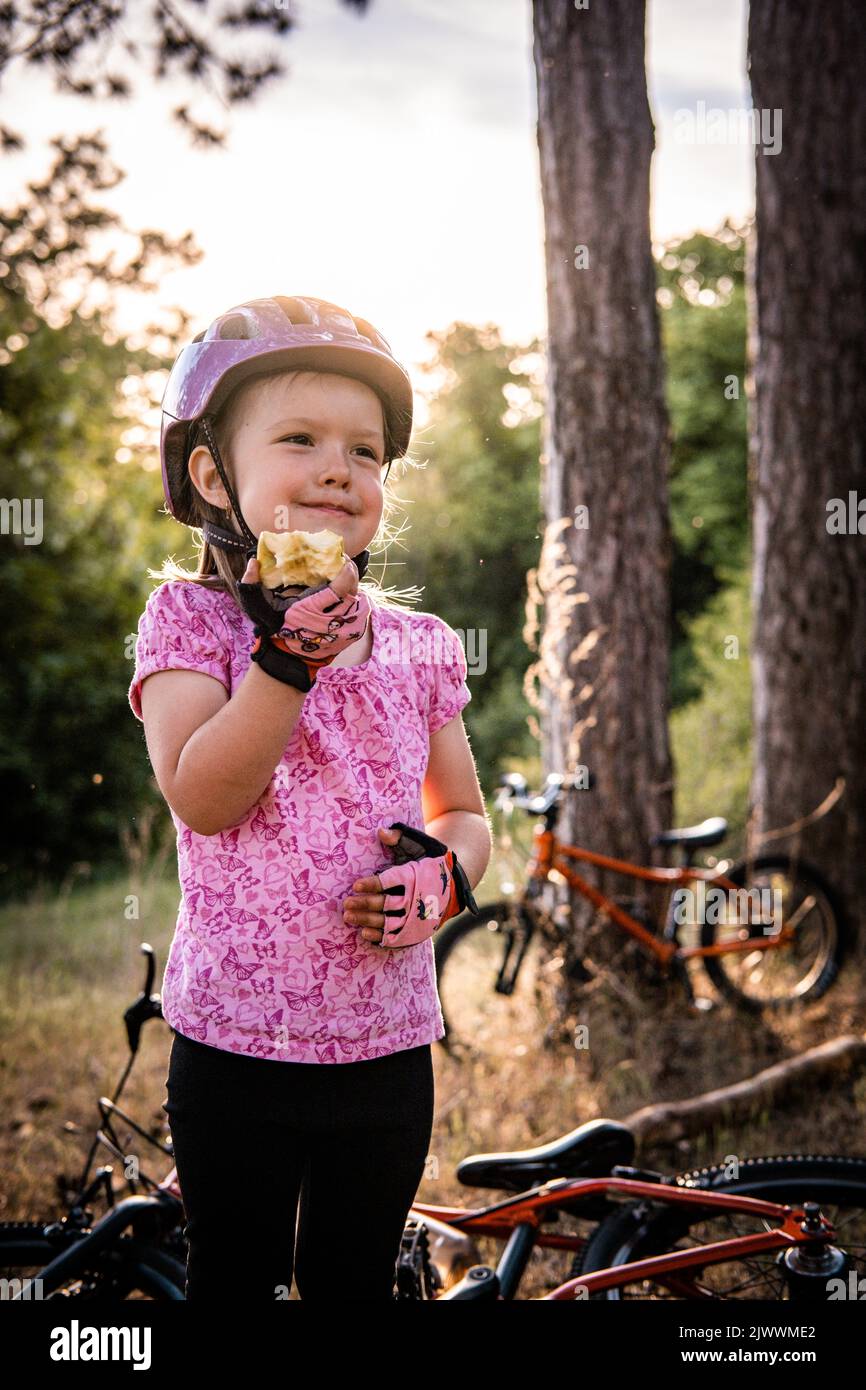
[1,0,751,396]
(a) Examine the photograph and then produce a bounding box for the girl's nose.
[315,448,352,485]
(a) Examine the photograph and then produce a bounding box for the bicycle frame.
[527,827,798,969]
[410,1176,838,1301]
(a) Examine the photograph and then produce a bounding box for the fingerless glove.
[376,821,479,948]
[237,549,371,692]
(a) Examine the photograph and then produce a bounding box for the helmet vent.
[216,313,255,340]
[272,296,317,325]
[353,316,388,350]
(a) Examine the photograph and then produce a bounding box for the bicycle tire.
[433,900,542,1053]
[573,1153,866,1300]
[0,1220,186,1300]
[699,854,847,1011]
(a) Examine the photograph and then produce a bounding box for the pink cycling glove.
[237,559,371,692]
[376,822,479,948]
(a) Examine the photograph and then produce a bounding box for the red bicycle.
[407,1123,866,1300]
[434,773,847,1055]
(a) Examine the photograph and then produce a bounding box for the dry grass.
[2,848,865,1301]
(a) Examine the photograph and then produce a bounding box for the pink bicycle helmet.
[159,295,414,558]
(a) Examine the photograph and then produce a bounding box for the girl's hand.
[237,552,370,689]
[342,826,403,943]
[342,823,479,948]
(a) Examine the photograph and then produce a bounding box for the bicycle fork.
[493,904,538,998]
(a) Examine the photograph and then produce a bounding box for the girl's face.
[189,370,387,555]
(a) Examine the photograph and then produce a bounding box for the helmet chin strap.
[198,416,259,559]
[196,415,371,581]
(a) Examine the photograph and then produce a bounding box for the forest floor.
[2,853,864,1300]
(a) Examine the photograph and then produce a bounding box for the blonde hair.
[149,367,423,611]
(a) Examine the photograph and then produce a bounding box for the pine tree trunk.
[748,0,866,941]
[529,0,674,1001]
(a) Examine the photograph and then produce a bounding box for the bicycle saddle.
[455,1119,635,1194]
[650,816,728,849]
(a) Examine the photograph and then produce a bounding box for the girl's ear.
[187,442,209,498]
[188,443,230,512]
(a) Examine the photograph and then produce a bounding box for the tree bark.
[748,0,866,941]
[529,1,674,994]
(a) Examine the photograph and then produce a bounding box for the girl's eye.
[278,434,380,464]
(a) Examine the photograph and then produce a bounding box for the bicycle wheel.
[0,1221,186,1300]
[699,854,846,1010]
[433,901,548,1058]
[573,1154,866,1299]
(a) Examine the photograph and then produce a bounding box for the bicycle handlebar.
[494,770,594,817]
[123,942,164,1055]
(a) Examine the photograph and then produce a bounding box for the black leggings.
[163,1028,435,1302]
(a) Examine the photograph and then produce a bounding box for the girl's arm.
[420,713,492,892]
[141,556,361,837]
[142,662,307,836]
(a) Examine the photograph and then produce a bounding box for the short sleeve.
[128,581,231,722]
[426,617,471,734]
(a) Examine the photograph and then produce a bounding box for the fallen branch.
[623,1033,866,1146]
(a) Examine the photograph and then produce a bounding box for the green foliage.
[657,220,750,706]
[670,566,753,851]
[394,323,544,795]
[392,224,751,796]
[0,291,172,900]
[0,130,204,900]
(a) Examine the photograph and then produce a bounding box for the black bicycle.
[2,945,187,1300]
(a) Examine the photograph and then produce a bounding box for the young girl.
[127,295,491,1303]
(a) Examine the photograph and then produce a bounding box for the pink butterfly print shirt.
[128,580,471,1063]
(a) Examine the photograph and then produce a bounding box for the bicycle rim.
[434,902,548,1059]
[574,1155,866,1299]
[701,858,841,1007]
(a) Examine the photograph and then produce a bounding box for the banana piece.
[256,528,346,591]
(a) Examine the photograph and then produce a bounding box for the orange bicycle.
[433,774,847,1054]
